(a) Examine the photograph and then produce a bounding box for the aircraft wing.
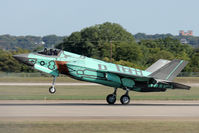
[104,70,156,85]
[104,60,190,90]
[105,59,188,81]
[105,70,191,90]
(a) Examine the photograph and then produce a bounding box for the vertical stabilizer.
[149,60,188,81]
[146,59,171,73]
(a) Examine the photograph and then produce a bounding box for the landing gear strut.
[49,76,56,94]
[120,88,130,105]
[106,88,117,104]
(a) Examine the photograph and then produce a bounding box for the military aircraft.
[13,48,190,105]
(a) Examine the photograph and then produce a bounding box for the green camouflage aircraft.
[13,48,190,105]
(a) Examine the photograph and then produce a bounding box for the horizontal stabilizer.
[150,60,188,81]
[169,82,191,90]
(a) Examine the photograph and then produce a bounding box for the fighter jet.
[13,48,190,105]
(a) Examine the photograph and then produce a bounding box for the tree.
[56,22,195,71]
[115,42,143,63]
[0,48,34,72]
[56,22,136,58]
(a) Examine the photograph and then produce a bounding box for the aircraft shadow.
[0,103,199,106]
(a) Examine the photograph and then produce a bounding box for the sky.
[0,0,199,36]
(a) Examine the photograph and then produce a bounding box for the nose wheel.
[49,86,56,94]
[49,76,56,94]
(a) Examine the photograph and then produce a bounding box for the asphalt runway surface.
[0,100,199,120]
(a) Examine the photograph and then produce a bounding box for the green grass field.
[174,77,199,83]
[0,85,198,100]
[0,77,199,100]
[1,120,199,133]
[0,76,79,83]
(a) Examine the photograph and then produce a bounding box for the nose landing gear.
[49,86,56,94]
[49,76,56,94]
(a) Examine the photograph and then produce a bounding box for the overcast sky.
[0,0,199,36]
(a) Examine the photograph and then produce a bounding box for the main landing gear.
[106,88,117,104]
[49,76,56,94]
[106,88,130,105]
[120,89,130,105]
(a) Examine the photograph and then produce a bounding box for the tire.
[106,94,116,104]
[49,86,56,94]
[120,95,130,105]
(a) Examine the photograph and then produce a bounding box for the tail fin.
[149,60,188,81]
[146,59,171,73]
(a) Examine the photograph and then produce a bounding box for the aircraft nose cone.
[13,54,33,66]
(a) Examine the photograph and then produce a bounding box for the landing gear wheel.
[106,94,116,104]
[120,95,130,105]
[49,86,56,94]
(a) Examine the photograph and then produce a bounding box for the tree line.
[56,22,198,72]
[1,30,199,51]
[1,22,199,72]
[134,33,199,47]
[0,35,64,50]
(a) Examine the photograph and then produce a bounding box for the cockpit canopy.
[37,48,61,56]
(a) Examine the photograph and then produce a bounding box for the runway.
[0,100,199,120]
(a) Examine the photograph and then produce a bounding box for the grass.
[1,120,199,133]
[0,85,199,100]
[0,76,199,100]
[0,76,80,83]
[174,77,199,83]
